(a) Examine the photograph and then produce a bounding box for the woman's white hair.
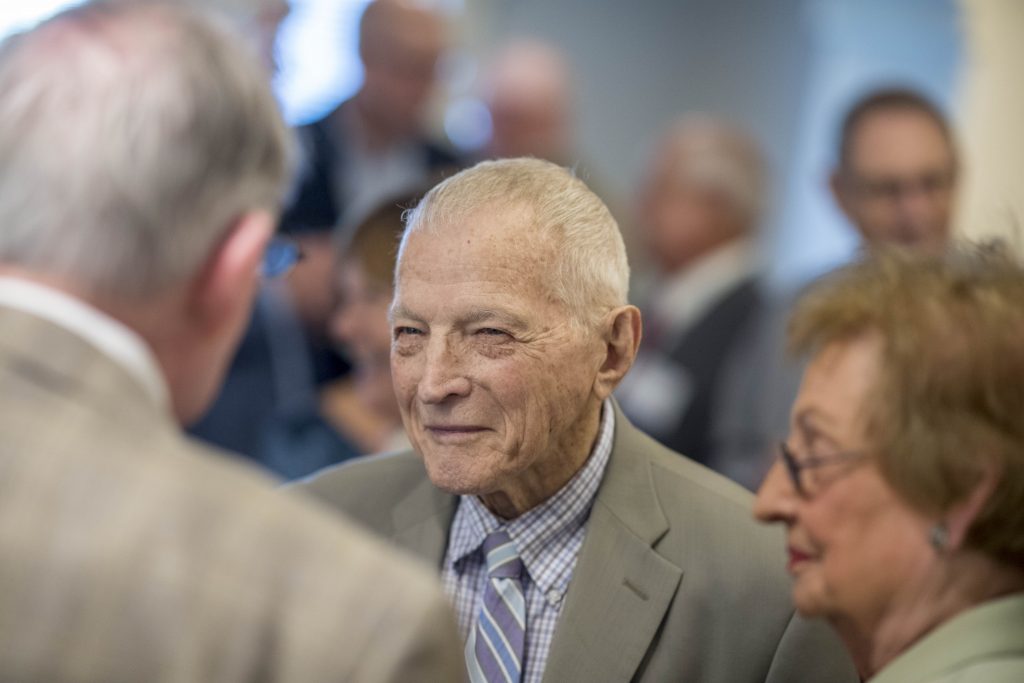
[0,1,291,299]
[402,157,630,327]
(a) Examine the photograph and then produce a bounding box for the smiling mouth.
[425,425,489,441]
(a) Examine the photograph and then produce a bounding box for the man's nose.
[895,180,944,230]
[753,459,798,525]
[417,335,471,404]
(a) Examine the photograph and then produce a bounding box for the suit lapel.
[542,404,683,682]
[390,474,457,568]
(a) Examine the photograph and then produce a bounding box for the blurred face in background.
[832,109,957,252]
[485,41,572,162]
[330,258,398,419]
[638,149,745,274]
[285,233,338,335]
[359,1,446,138]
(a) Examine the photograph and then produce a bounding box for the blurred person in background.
[199,0,463,479]
[755,244,1024,681]
[617,117,795,488]
[0,2,464,680]
[322,190,423,454]
[299,158,858,683]
[186,0,360,479]
[284,0,461,234]
[830,87,958,252]
[484,39,574,165]
[480,39,624,232]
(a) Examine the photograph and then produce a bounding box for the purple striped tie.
[467,529,526,683]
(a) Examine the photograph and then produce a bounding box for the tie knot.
[482,529,524,579]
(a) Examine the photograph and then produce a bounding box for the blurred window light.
[274,0,371,125]
[0,1,85,36]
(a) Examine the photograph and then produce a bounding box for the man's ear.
[593,304,642,400]
[188,210,275,334]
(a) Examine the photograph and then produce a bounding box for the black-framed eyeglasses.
[777,441,866,497]
[261,236,304,279]
[847,169,956,203]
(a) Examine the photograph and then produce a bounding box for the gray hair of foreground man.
[402,157,630,327]
[0,0,291,300]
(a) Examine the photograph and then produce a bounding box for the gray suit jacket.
[0,305,464,683]
[299,403,859,682]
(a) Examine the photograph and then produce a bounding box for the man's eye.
[475,328,509,338]
[394,326,423,338]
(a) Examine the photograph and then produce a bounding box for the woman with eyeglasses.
[754,244,1024,682]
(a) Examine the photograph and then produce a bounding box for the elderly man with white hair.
[299,157,857,683]
[0,2,463,681]
[617,117,796,489]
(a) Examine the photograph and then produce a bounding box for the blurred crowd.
[2,1,1020,682]
[191,0,962,492]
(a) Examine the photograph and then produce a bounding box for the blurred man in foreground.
[300,158,857,682]
[830,87,959,252]
[0,3,462,680]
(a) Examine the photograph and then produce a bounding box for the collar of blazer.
[387,400,683,683]
[0,304,171,436]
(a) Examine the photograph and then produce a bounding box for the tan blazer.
[0,305,465,683]
[298,402,859,683]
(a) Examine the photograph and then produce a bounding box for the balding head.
[485,40,573,162]
[356,0,448,137]
[639,116,766,273]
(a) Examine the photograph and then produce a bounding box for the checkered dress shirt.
[442,400,615,683]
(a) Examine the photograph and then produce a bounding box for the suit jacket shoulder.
[299,405,857,683]
[539,407,858,682]
[298,450,455,567]
[0,306,464,683]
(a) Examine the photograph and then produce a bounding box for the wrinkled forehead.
[397,202,558,285]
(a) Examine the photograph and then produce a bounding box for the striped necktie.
[467,529,527,683]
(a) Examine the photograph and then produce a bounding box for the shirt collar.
[0,277,170,411]
[447,399,616,593]
[649,238,758,335]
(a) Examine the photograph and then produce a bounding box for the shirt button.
[546,589,562,605]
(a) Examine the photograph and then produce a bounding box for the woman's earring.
[929,522,950,553]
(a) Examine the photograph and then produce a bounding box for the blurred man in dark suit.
[617,117,795,488]
[285,0,460,233]
[0,3,462,680]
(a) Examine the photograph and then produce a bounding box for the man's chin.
[420,454,493,497]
